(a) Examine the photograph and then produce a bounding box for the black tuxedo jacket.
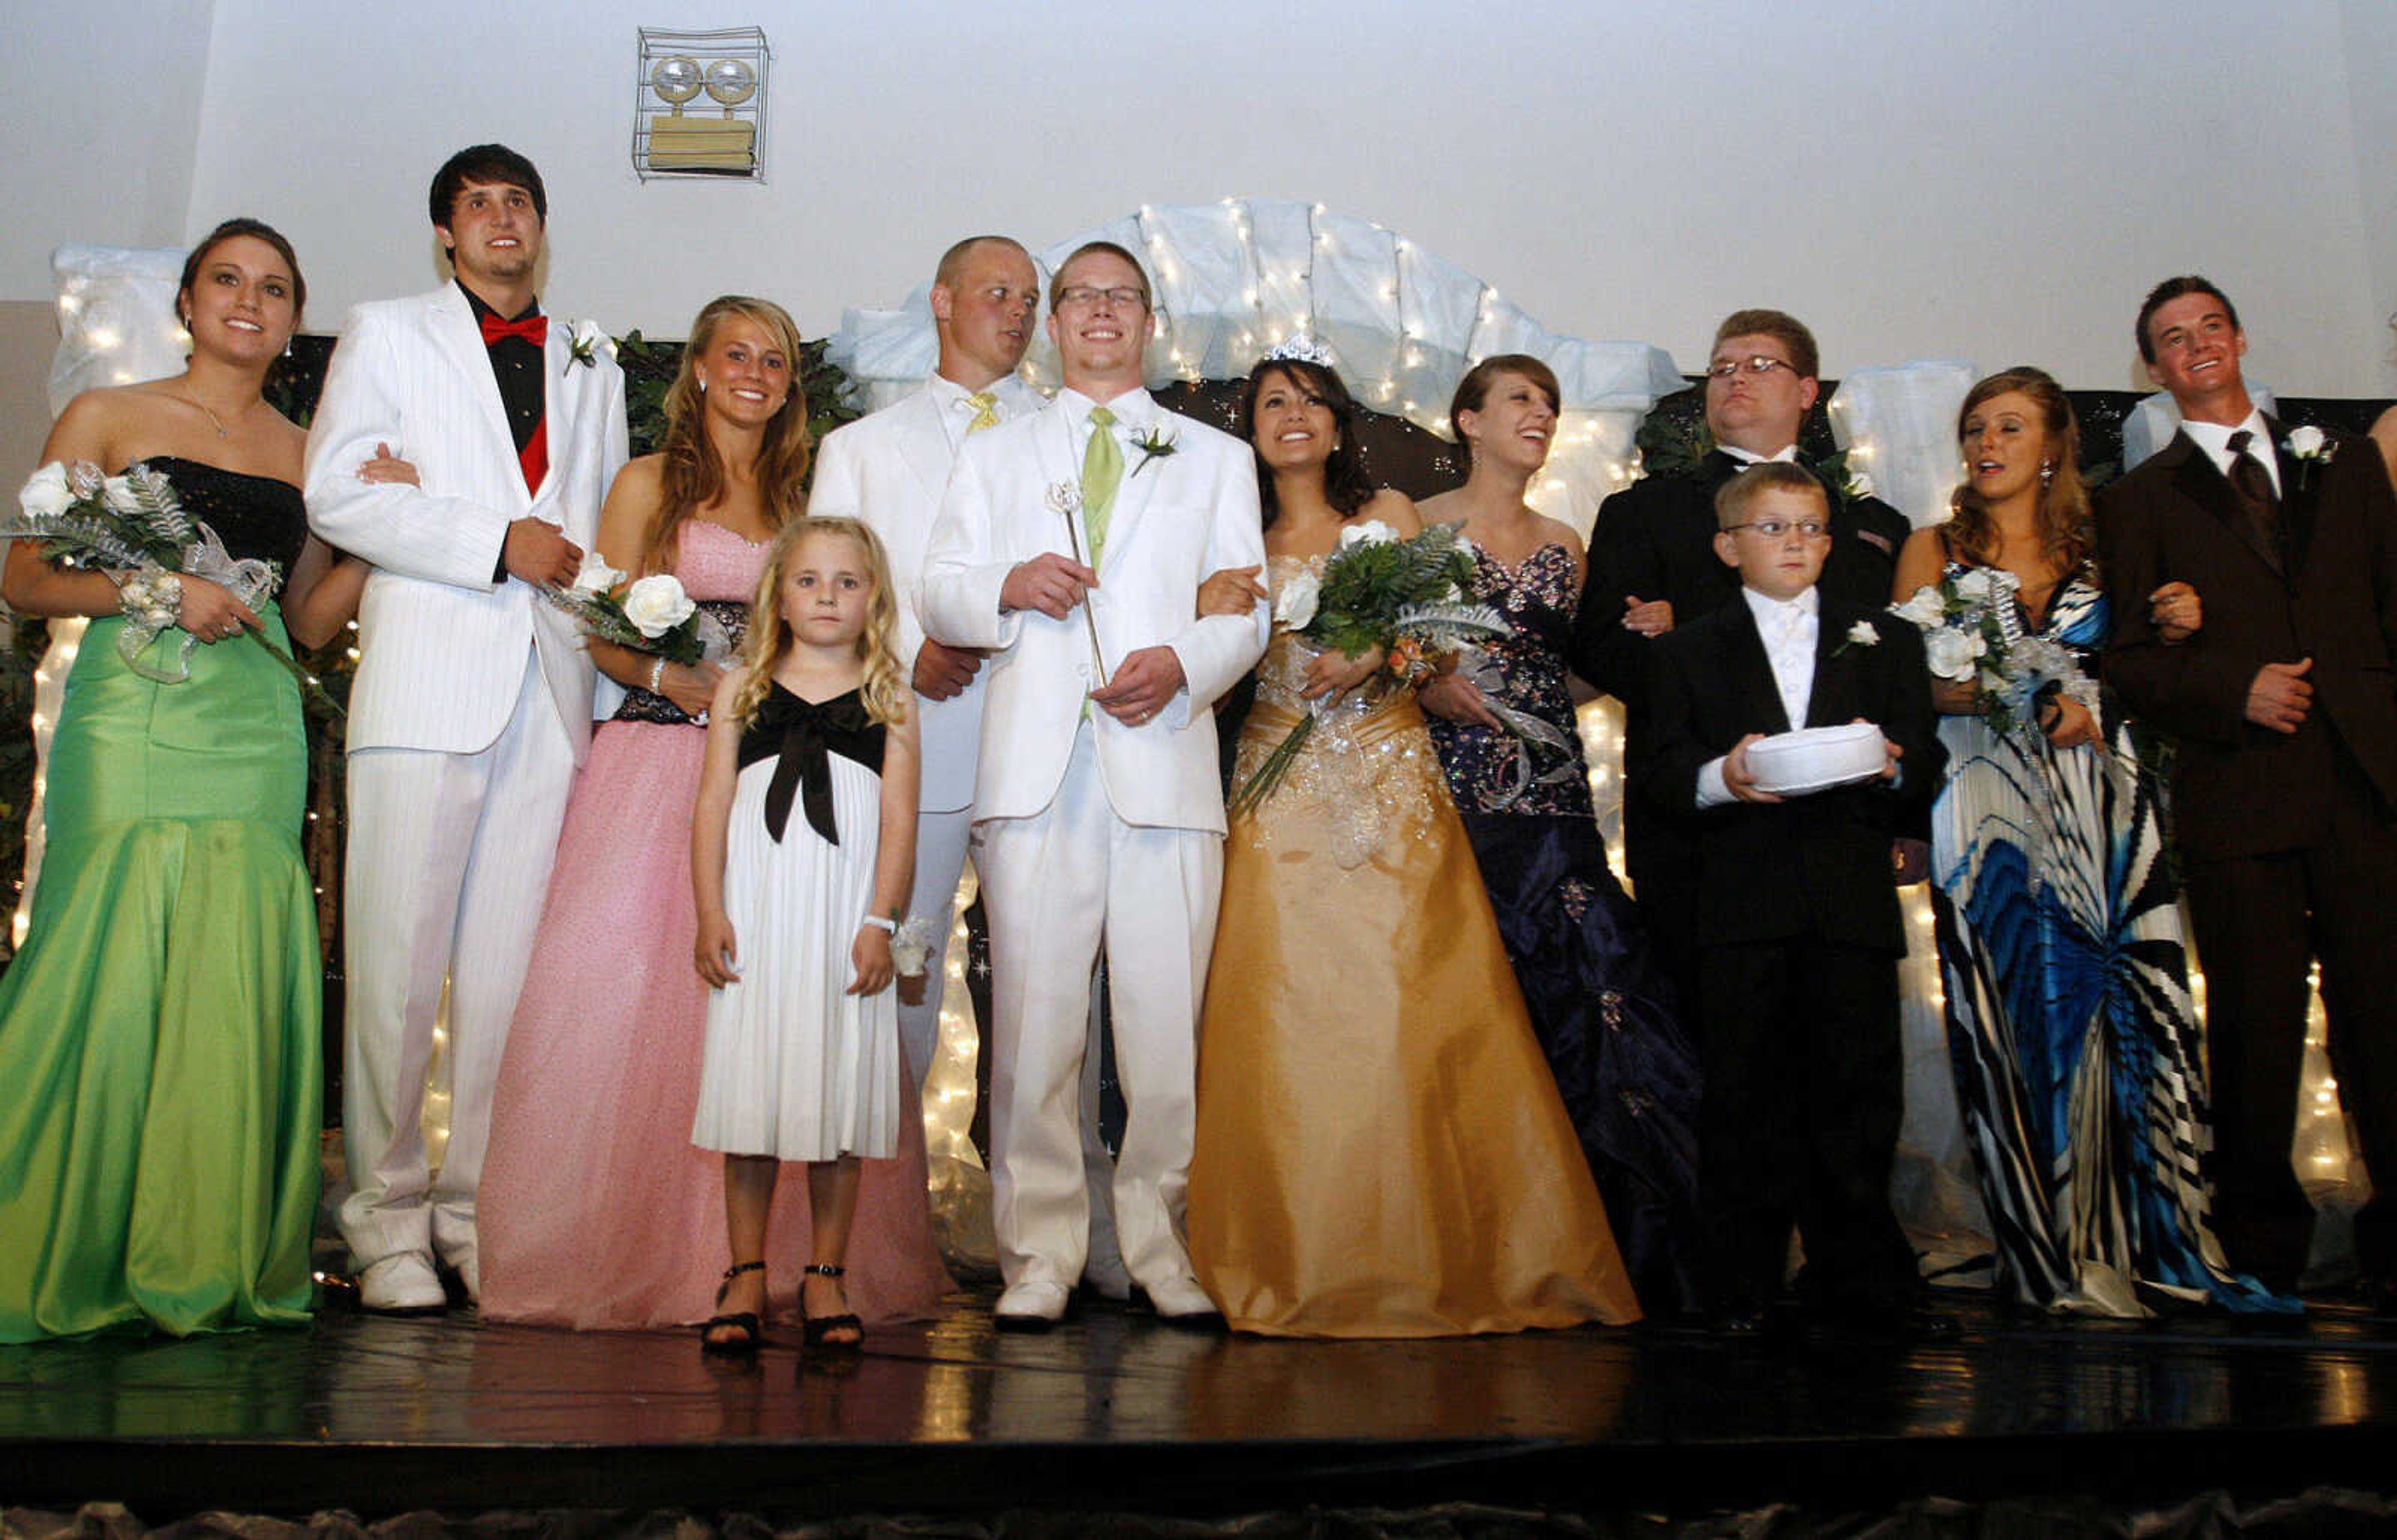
[1632,596,1943,953]
[1572,449,1912,711]
[2099,421,2397,860]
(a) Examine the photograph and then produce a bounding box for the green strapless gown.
[0,458,320,1340]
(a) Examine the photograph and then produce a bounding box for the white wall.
[1,1,217,285]
[4,0,2393,396]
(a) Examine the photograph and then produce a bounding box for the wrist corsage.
[118,564,182,630]
[890,916,936,978]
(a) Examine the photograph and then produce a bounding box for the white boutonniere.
[2283,424,2335,493]
[1833,618,1880,657]
[564,318,612,373]
[1129,423,1179,478]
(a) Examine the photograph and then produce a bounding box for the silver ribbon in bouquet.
[1456,646,1580,810]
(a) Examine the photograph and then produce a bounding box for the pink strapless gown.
[478,520,952,1328]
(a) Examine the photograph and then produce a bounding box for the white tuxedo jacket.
[305,285,629,758]
[918,393,1267,833]
[811,384,991,814]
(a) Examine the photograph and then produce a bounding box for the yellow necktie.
[1081,406,1123,569]
[964,390,1000,433]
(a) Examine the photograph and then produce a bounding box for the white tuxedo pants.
[340,651,576,1269]
[899,804,974,1099]
[976,727,1221,1294]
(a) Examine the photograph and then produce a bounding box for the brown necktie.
[2226,429,2282,567]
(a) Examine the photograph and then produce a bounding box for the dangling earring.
[2039,461,2056,488]
[697,373,708,394]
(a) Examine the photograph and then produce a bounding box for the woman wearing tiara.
[0,218,367,1340]
[1184,343,1641,1336]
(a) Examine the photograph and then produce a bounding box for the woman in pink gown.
[477,297,950,1330]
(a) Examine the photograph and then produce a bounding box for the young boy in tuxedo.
[1632,462,1943,1334]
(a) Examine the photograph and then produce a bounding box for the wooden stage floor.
[4,1289,2396,1523]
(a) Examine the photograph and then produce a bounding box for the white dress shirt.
[2179,405,2283,500]
[1695,585,1820,808]
[925,370,1046,454]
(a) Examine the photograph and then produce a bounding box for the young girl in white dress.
[689,517,919,1353]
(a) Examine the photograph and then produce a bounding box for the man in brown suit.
[2100,275,2397,1304]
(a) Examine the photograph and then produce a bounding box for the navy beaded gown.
[1427,540,1703,1313]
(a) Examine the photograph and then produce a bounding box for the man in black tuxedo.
[1574,310,1911,996]
[1633,464,1941,1330]
[2099,275,2397,1303]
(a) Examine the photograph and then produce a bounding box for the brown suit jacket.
[2098,421,2397,860]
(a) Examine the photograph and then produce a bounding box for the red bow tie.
[478,312,547,346]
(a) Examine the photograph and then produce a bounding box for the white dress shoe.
[994,1278,1073,1332]
[358,1252,447,1315]
[1136,1273,1223,1323]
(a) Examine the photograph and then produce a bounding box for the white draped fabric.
[9,245,188,949]
[826,199,1684,539]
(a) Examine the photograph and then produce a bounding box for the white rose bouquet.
[1892,567,2099,744]
[1228,521,1508,815]
[5,459,341,718]
[542,561,731,667]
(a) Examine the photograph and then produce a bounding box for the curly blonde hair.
[725,517,909,732]
[644,295,810,576]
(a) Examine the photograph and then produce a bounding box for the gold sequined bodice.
[1232,554,1454,868]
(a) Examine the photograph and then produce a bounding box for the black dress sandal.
[701,1260,767,1355]
[800,1262,863,1349]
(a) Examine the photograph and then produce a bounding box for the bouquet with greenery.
[7,459,342,719]
[1228,520,1506,815]
[543,554,733,667]
[1892,567,2097,744]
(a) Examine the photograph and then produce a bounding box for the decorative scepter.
[1043,480,1109,690]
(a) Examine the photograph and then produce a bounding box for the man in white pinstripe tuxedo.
[305,144,627,1313]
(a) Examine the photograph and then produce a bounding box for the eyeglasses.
[1054,285,1149,311]
[1725,518,1830,540]
[1705,356,1800,381]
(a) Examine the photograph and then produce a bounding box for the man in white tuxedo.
[809,235,1043,1100]
[306,144,628,1313]
[920,242,1267,1328]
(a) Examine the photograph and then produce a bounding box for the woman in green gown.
[0,218,366,1340]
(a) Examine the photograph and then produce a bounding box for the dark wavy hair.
[429,143,547,228]
[1945,366,2092,575]
[1239,358,1375,527]
[179,217,306,331]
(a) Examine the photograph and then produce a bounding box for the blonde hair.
[725,517,909,732]
[646,295,810,576]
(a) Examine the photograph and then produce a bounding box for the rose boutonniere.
[2283,425,2335,493]
[1128,423,1179,478]
[564,318,613,373]
[1833,618,1880,657]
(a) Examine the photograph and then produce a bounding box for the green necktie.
[1081,405,1123,569]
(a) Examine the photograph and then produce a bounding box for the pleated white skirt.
[691,753,898,1160]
